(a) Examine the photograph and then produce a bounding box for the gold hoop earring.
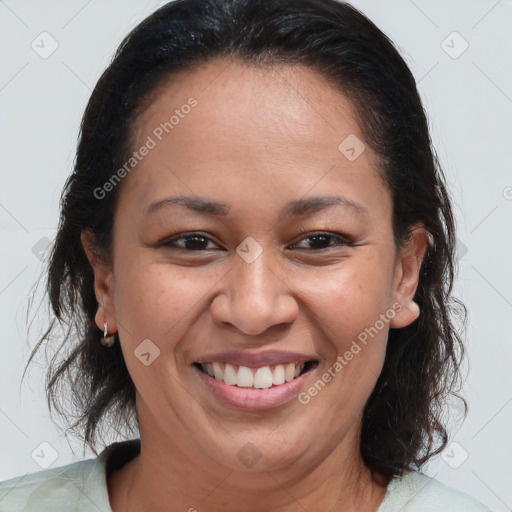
[102,322,116,347]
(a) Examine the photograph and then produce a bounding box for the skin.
[82,57,426,512]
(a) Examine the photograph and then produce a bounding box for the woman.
[0,0,492,510]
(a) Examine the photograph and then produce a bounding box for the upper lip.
[194,350,318,368]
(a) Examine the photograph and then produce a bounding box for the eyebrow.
[146,194,368,217]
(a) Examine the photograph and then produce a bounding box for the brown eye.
[162,233,220,251]
[290,231,352,250]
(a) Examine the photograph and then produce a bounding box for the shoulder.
[378,470,493,512]
[0,438,140,512]
[0,457,102,512]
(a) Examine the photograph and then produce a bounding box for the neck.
[109,443,389,511]
[108,402,390,512]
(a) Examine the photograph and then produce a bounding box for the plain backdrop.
[0,1,511,510]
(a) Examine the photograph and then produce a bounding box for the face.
[83,58,425,479]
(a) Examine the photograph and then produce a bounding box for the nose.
[210,245,299,336]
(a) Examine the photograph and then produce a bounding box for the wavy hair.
[25,0,467,476]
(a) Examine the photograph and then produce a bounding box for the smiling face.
[83,57,425,489]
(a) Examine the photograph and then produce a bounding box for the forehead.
[133,57,365,153]
[119,57,387,219]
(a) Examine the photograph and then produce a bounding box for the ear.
[389,223,428,329]
[81,228,117,333]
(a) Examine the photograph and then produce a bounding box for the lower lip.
[193,365,315,410]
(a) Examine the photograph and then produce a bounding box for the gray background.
[0,1,511,510]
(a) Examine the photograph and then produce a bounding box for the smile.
[194,361,318,389]
[192,357,319,410]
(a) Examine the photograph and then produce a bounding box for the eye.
[162,232,221,251]
[289,231,352,250]
[160,230,352,252]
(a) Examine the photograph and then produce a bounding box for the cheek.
[299,269,393,416]
[112,261,213,346]
[112,240,396,357]
[299,259,395,347]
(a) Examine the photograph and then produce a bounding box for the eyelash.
[160,231,353,252]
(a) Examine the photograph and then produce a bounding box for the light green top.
[0,439,492,511]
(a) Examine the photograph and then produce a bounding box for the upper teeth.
[200,362,305,389]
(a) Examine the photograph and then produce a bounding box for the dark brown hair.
[25,0,467,478]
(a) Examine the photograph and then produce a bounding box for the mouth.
[193,360,319,389]
[191,350,320,410]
